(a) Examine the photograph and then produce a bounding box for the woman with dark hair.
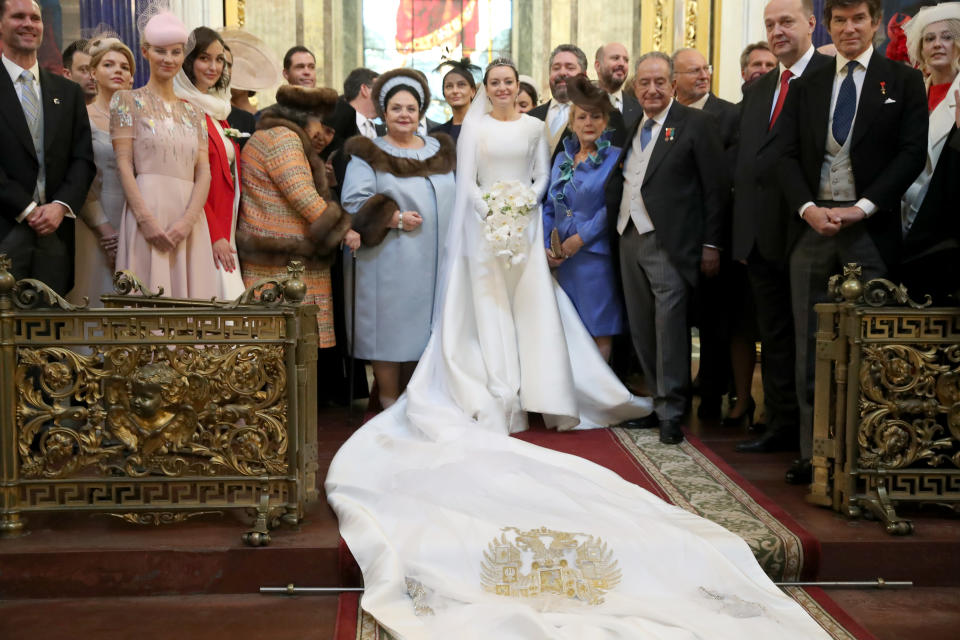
[517,75,539,113]
[429,58,478,143]
[174,26,245,299]
[341,68,457,409]
[237,86,351,348]
[542,74,624,361]
[111,11,217,300]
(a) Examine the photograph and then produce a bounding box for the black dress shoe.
[618,414,659,429]
[734,429,798,453]
[785,458,812,485]
[659,419,684,445]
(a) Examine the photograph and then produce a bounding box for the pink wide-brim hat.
[143,11,189,47]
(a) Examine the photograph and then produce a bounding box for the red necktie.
[768,69,793,130]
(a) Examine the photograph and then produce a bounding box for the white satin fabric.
[325,93,829,639]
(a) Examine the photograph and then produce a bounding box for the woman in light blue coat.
[341,68,456,409]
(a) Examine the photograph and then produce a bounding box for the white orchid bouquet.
[477,180,539,268]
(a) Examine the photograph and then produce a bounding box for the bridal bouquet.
[478,180,538,268]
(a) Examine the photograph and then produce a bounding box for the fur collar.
[257,115,331,199]
[343,133,456,178]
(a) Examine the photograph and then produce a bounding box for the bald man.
[595,42,641,129]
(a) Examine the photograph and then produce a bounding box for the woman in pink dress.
[110,11,217,299]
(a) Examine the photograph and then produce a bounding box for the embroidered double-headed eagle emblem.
[480,526,621,605]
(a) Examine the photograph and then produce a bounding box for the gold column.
[640,0,674,53]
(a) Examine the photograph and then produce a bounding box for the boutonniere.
[52,98,61,105]
[880,81,886,97]
[664,127,676,142]
[223,127,248,140]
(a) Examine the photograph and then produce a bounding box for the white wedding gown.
[325,101,829,639]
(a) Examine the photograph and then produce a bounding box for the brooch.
[664,127,676,141]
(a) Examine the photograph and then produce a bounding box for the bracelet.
[398,212,404,230]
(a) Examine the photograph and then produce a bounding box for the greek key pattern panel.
[864,473,960,500]
[14,314,289,344]
[18,480,292,509]
[17,343,291,480]
[860,314,960,343]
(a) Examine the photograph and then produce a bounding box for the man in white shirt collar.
[606,52,729,445]
[0,0,94,294]
[528,45,588,152]
[775,0,928,484]
[595,43,630,112]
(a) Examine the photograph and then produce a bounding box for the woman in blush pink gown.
[110,11,217,299]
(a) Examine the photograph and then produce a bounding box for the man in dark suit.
[0,0,94,295]
[777,0,927,483]
[529,44,589,160]
[329,67,383,189]
[595,42,642,131]
[604,52,728,445]
[734,0,832,456]
[671,47,740,422]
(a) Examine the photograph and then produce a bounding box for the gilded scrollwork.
[112,270,164,298]
[14,278,87,311]
[684,0,698,48]
[17,344,289,480]
[858,344,960,470]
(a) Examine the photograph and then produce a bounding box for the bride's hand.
[392,210,423,231]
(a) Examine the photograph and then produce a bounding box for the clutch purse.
[549,228,563,259]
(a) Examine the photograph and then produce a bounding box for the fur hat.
[371,67,432,119]
[275,85,338,118]
[564,74,613,116]
[904,2,960,67]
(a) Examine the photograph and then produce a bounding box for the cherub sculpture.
[105,362,199,464]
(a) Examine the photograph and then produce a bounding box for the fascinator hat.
[564,74,613,115]
[142,11,189,47]
[904,2,960,67]
[434,56,480,90]
[219,27,281,92]
[371,68,432,119]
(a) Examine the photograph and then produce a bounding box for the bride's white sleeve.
[530,126,551,201]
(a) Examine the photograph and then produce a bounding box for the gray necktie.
[19,70,41,149]
[19,70,44,202]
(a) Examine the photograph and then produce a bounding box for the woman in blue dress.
[542,74,625,361]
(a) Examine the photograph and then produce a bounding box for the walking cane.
[348,250,358,424]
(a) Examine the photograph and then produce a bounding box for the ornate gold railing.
[0,256,318,546]
[810,264,960,534]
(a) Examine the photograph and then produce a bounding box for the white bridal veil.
[324,75,829,639]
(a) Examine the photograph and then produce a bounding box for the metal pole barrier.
[260,579,912,595]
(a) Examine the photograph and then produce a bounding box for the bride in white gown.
[325,61,829,639]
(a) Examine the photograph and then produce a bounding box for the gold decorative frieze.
[810,263,960,535]
[17,344,289,479]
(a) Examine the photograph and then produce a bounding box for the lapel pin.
[880,81,886,97]
[52,98,61,104]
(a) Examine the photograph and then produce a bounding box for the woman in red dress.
[174,26,245,299]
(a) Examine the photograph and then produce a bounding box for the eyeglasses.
[676,65,713,76]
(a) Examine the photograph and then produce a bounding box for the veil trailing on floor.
[325,84,829,639]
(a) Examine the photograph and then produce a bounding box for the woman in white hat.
[901,2,960,302]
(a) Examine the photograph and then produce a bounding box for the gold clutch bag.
[549,228,563,259]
